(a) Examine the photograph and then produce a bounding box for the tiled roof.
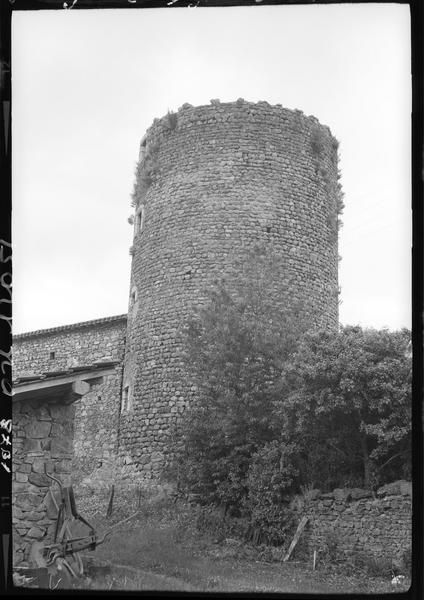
[13,314,127,341]
[13,360,120,386]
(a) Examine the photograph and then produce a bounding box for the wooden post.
[283,516,309,562]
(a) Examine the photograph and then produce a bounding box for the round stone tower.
[119,100,341,481]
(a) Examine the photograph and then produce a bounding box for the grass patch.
[42,496,410,594]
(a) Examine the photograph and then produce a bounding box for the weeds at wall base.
[40,489,411,594]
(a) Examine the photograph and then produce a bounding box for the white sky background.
[12,3,411,334]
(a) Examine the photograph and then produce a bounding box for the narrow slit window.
[130,286,138,308]
[127,390,133,412]
[121,386,129,412]
[135,206,145,234]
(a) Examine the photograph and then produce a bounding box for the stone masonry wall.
[13,316,126,479]
[71,367,124,482]
[13,315,126,374]
[303,482,412,565]
[12,399,75,566]
[121,100,341,481]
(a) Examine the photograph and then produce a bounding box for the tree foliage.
[175,244,313,511]
[243,441,298,544]
[173,249,411,536]
[281,326,411,489]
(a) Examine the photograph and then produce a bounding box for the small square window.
[50,352,55,360]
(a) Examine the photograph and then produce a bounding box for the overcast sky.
[12,3,411,334]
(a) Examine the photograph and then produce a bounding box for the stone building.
[13,316,126,477]
[12,358,119,565]
[12,100,343,561]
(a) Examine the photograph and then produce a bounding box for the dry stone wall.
[302,482,412,565]
[121,100,341,481]
[12,399,75,566]
[13,316,126,479]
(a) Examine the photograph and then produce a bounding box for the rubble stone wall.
[122,100,341,480]
[303,482,412,564]
[13,316,126,374]
[12,399,75,566]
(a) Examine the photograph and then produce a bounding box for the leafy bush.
[130,142,161,207]
[310,127,327,157]
[171,240,411,544]
[194,505,247,542]
[174,243,317,511]
[280,326,411,490]
[243,441,297,546]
